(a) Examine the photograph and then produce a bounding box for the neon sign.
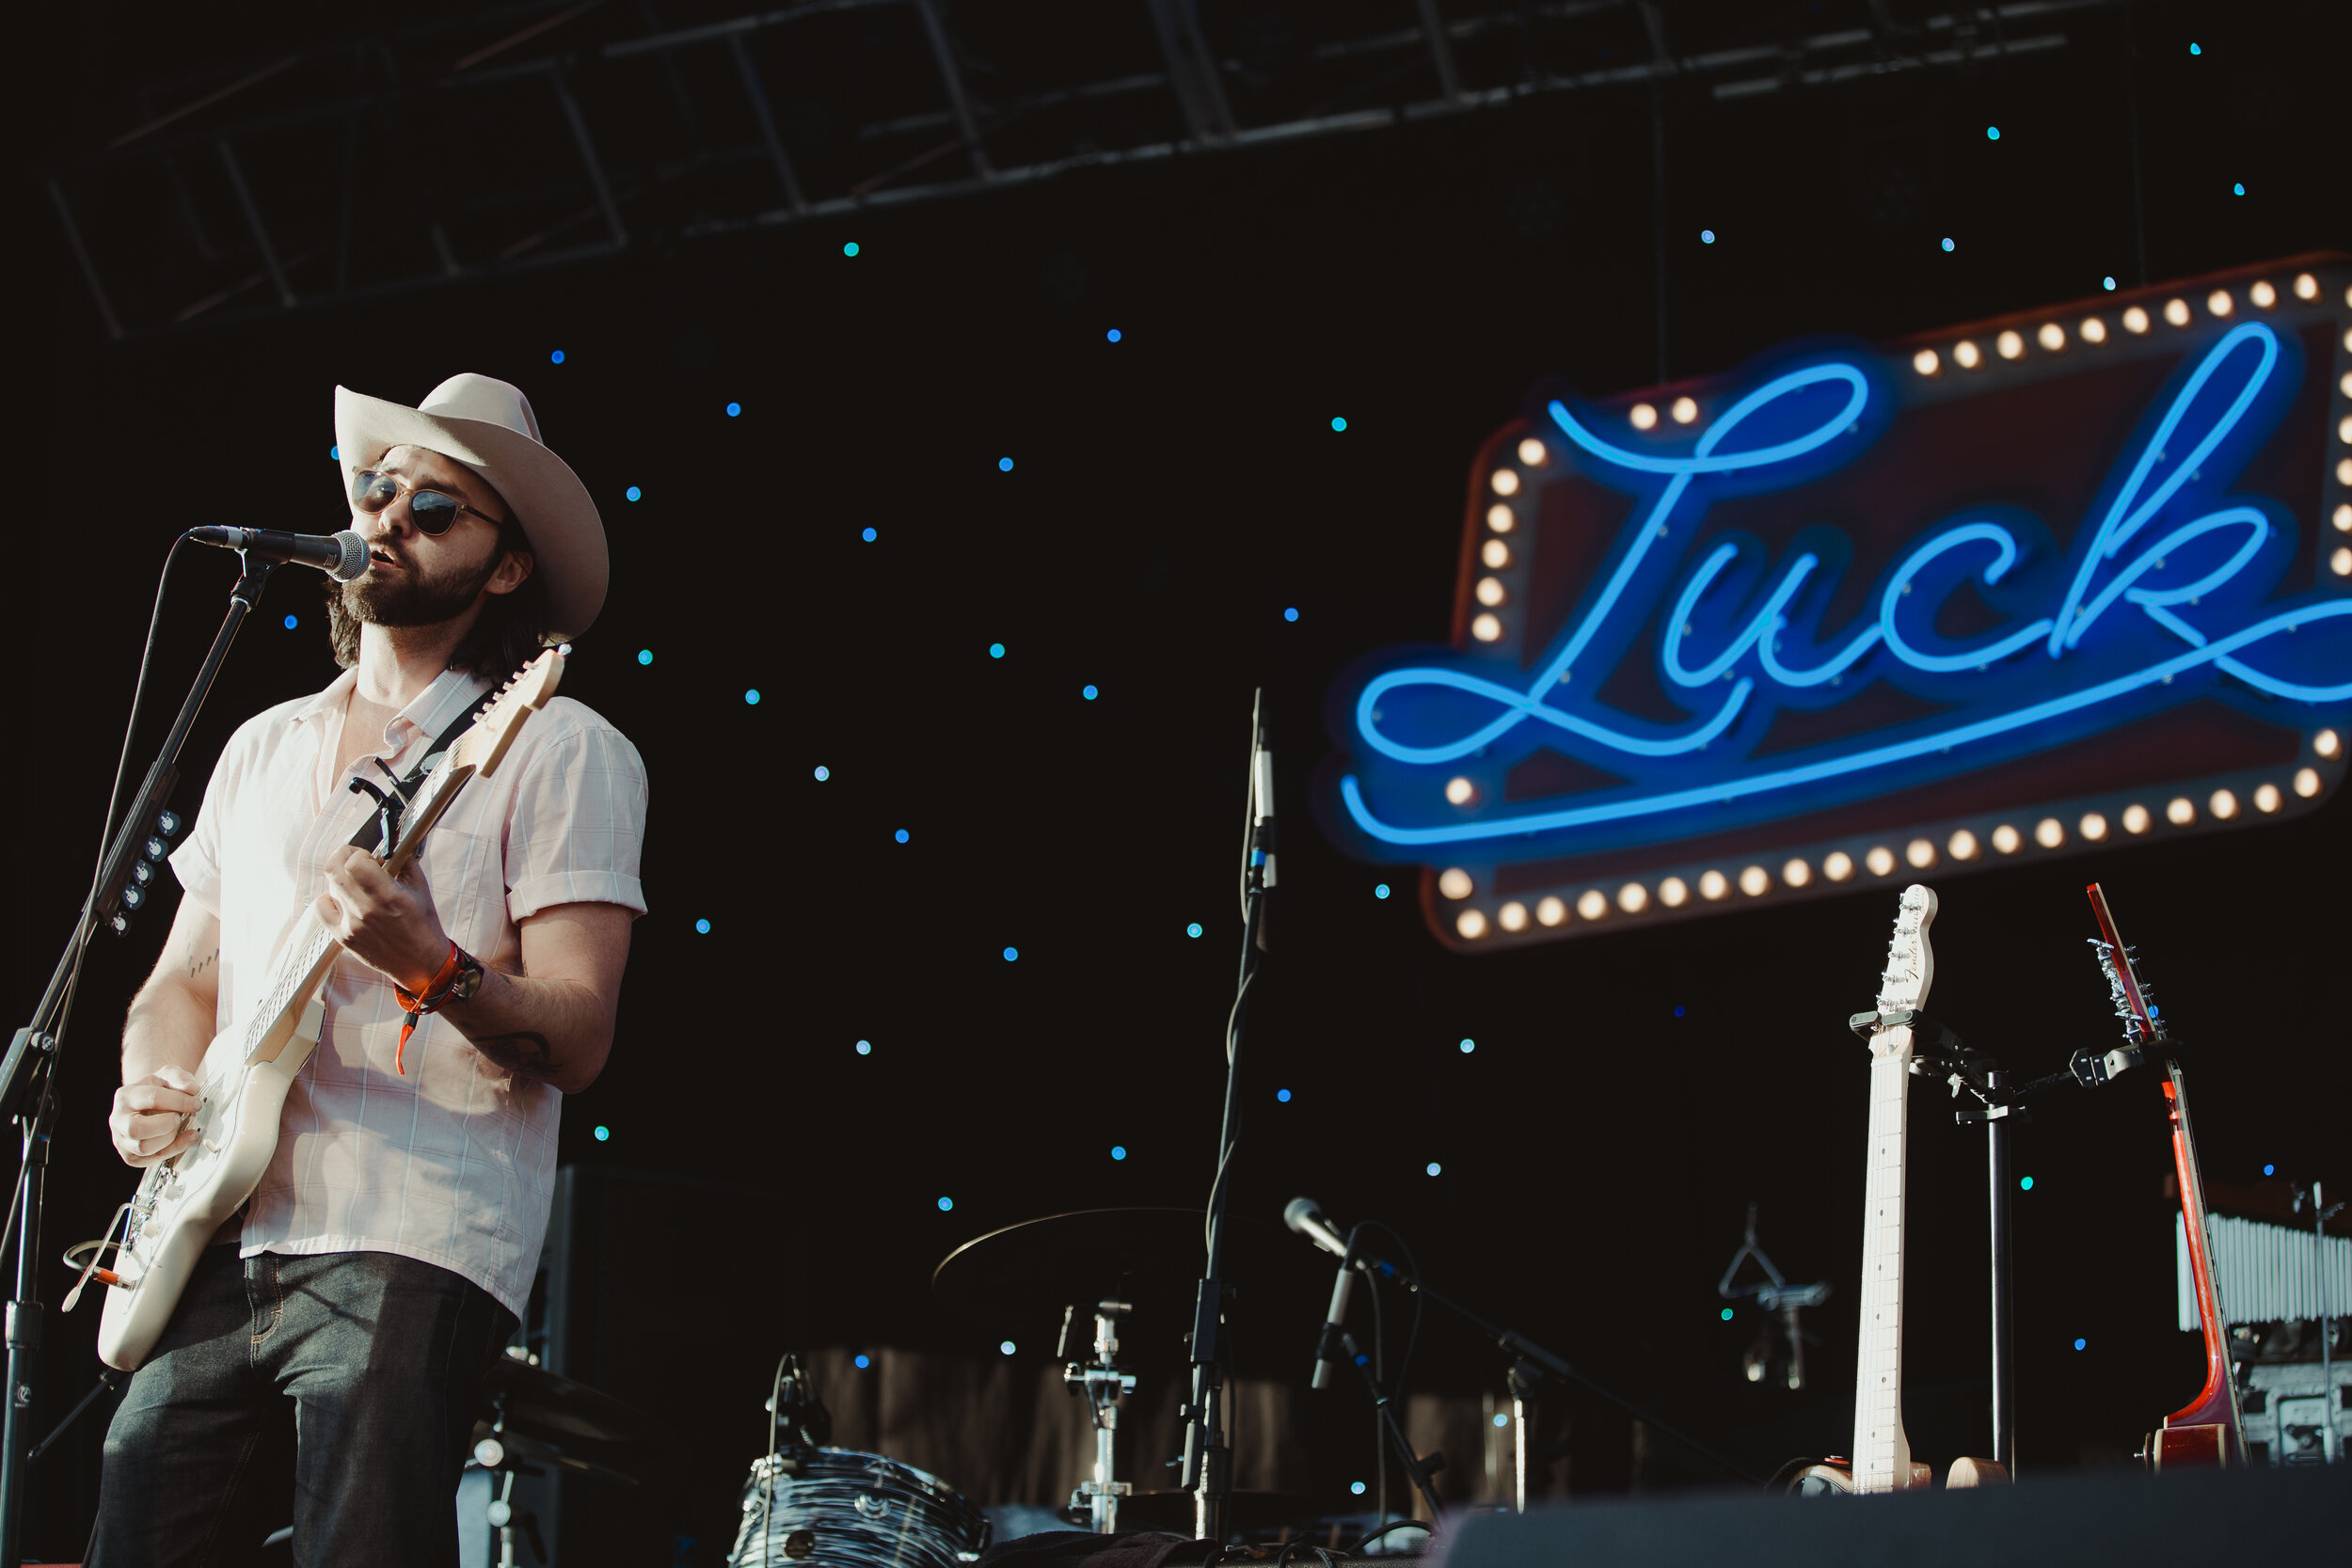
[1323,259,2352,948]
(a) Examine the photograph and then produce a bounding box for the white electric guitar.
[1791,883,2002,1493]
[75,650,564,1370]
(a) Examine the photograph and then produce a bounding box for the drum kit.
[459,1205,1369,1567]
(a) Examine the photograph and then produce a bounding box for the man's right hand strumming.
[113,896,223,1167]
[109,1068,200,1167]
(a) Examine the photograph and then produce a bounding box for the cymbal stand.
[1061,1301,1136,1531]
[1181,691,1274,1544]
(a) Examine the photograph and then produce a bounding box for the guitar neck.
[1851,1038,1915,1491]
[2163,1060,2247,1455]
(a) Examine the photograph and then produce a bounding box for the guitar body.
[2148,1424,2231,1469]
[1779,1460,1933,1496]
[97,994,326,1370]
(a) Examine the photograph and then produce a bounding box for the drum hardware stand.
[474,1389,548,1566]
[1182,691,1274,1544]
[1336,1330,1444,1527]
[2293,1182,2343,1463]
[1060,1301,1137,1530]
[1324,1230,1761,1493]
[1714,1202,1830,1393]
[0,550,271,1568]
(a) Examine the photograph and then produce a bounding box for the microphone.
[187,527,369,581]
[1286,1197,1358,1390]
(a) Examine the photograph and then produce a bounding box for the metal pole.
[0,1084,56,1568]
[2317,1181,2334,1464]
[1988,1070,2015,1473]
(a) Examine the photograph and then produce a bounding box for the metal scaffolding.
[43,0,2121,340]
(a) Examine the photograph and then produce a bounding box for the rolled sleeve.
[168,763,230,918]
[504,721,650,923]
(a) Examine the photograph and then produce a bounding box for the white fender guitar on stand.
[1790,883,2003,1494]
[68,650,564,1370]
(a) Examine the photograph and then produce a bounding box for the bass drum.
[727,1449,992,1568]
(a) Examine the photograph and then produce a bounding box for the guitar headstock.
[2076,882,2159,1086]
[1868,883,1940,1043]
[448,648,565,780]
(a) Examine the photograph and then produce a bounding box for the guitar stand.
[1899,1019,2079,1481]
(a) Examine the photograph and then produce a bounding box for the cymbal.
[483,1354,665,1450]
[931,1207,1311,1324]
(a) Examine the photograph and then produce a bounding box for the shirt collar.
[291,666,498,753]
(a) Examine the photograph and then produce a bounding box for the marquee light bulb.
[1670,397,1699,425]
[1490,468,1520,496]
[2122,306,2151,334]
[2035,816,2064,847]
[2332,505,2350,532]
[2037,323,2065,352]
[2295,767,2322,798]
[1498,900,1529,932]
[1781,857,1812,887]
[1535,895,1566,927]
[1912,348,1940,375]
[1953,340,1982,369]
[1445,776,1478,805]
[1518,437,1548,466]
[1905,837,1936,868]
[1991,823,2021,854]
[1699,869,1729,901]
[1455,909,1489,940]
[1483,539,1512,568]
[1996,330,2025,360]
[1486,503,1516,533]
[1617,882,1649,913]
[2249,279,2277,309]
[1947,829,1979,861]
[2079,317,2107,344]
[1577,889,1608,920]
[1866,846,1896,877]
[2315,729,2342,758]
[2164,298,2191,327]
[1438,868,1473,899]
[1475,576,1508,607]
[1822,850,1854,881]
[2079,812,2108,842]
[2209,788,2239,820]
[1629,404,1660,431]
[1660,877,1690,907]
[2167,797,2195,825]
[2254,783,2280,814]
[1470,612,1503,642]
[1738,865,1770,896]
[2122,803,2151,834]
[2332,546,2352,578]
[2206,290,2234,318]
[2294,272,2319,299]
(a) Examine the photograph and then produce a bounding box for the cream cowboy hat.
[334,373,608,641]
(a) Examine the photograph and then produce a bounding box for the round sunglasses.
[350,470,500,536]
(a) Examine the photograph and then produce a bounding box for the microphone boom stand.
[1179,692,1274,1544]
[0,553,273,1568]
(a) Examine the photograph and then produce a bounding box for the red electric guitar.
[2079,883,2248,1468]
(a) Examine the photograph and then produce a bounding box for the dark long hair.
[324,509,554,677]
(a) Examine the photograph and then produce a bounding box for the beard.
[339,546,502,629]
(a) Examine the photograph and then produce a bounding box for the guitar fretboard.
[1851,1039,1913,1492]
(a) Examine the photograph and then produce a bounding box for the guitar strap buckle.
[346,757,421,855]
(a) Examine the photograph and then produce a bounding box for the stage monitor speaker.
[1426,1463,2347,1568]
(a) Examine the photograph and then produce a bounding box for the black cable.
[1366,1264,1386,1531]
[1359,1223,1423,1403]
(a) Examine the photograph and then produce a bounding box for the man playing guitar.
[90,374,648,1566]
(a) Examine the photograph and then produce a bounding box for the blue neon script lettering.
[1343,323,2333,847]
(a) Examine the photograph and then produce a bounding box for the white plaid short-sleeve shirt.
[169,664,648,1315]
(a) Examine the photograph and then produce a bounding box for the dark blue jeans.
[88,1244,516,1568]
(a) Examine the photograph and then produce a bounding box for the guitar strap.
[342,692,490,856]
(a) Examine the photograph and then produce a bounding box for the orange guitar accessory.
[391,940,466,1074]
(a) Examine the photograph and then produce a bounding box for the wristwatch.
[447,950,488,1005]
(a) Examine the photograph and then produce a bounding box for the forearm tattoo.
[187,947,217,981]
[471,1032,559,1080]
